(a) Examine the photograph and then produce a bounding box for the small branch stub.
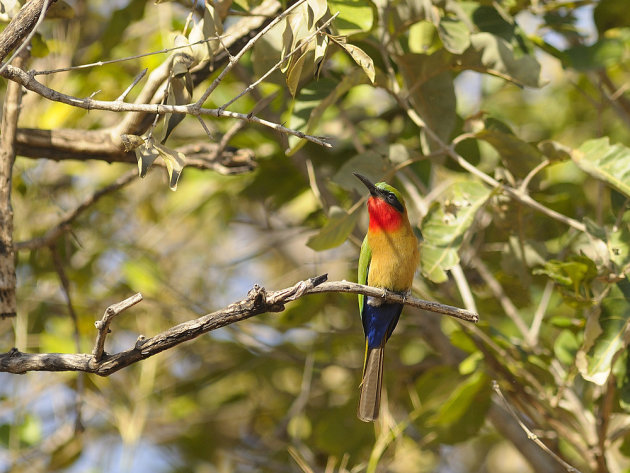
[92,293,143,362]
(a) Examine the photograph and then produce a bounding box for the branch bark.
[0,0,56,63]
[0,275,478,376]
[0,53,25,318]
[14,128,256,173]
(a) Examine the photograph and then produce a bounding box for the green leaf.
[420,179,491,283]
[565,33,630,71]
[427,371,492,443]
[571,137,630,198]
[332,149,392,194]
[408,20,440,54]
[287,73,364,154]
[328,0,374,36]
[475,117,544,178]
[460,32,543,88]
[307,206,359,251]
[609,224,630,270]
[554,329,581,366]
[533,256,597,296]
[577,279,630,385]
[594,0,630,34]
[437,17,470,54]
[397,51,456,146]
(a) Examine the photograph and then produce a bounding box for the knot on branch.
[265,274,328,312]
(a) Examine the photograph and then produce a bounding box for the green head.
[353,173,406,213]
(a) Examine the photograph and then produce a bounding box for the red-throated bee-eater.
[353,172,420,422]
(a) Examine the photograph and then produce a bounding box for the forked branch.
[0,275,478,376]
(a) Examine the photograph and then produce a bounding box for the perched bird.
[353,173,420,422]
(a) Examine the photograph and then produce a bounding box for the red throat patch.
[367,197,403,232]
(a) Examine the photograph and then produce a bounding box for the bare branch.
[0,0,50,75]
[92,293,144,362]
[0,276,477,376]
[1,65,331,148]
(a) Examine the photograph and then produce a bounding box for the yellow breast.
[367,226,419,292]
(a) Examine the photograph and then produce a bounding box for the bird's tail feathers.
[358,342,385,422]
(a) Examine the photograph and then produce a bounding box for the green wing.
[357,235,372,314]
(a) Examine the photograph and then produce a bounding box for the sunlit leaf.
[306,0,328,30]
[578,279,630,385]
[134,138,160,178]
[155,143,186,191]
[408,20,440,54]
[307,206,359,251]
[437,17,470,54]
[420,179,491,283]
[572,137,630,198]
[329,36,375,83]
[533,256,597,295]
[328,0,374,36]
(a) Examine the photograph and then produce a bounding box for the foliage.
[2,0,630,472]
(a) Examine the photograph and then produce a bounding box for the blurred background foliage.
[1,0,630,472]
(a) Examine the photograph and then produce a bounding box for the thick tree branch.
[0,276,478,376]
[14,128,256,174]
[0,0,56,63]
[0,53,25,318]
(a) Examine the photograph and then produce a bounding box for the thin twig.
[195,0,310,107]
[528,280,553,345]
[92,293,144,362]
[472,255,531,343]
[15,169,138,251]
[32,36,232,76]
[493,381,583,473]
[519,159,550,193]
[50,246,84,432]
[116,68,148,102]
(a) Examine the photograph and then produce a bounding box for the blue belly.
[362,300,403,349]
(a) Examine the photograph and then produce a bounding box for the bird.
[353,172,420,422]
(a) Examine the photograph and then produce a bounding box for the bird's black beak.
[353,173,379,197]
